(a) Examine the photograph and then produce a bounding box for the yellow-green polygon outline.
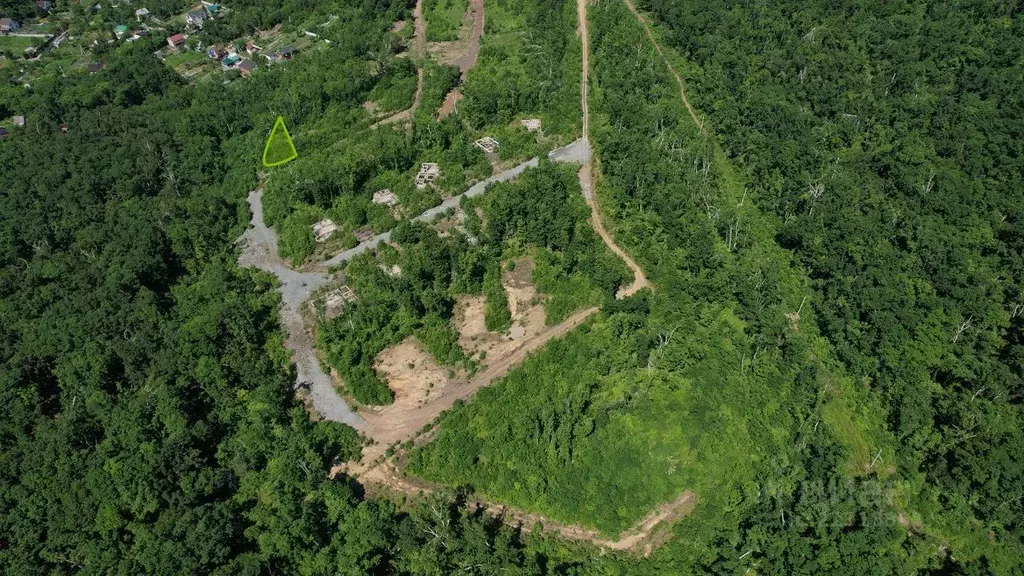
[262,116,298,167]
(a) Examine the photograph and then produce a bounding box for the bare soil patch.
[453,257,546,364]
[434,0,484,118]
[360,337,465,447]
[437,88,463,119]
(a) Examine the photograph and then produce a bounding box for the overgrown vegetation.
[411,0,1021,572]
[2,0,1021,572]
[633,0,1024,569]
[0,1,607,573]
[318,162,625,405]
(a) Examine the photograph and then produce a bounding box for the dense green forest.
[632,0,1024,569]
[0,0,607,573]
[3,0,1021,573]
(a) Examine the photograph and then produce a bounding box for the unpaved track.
[577,0,651,298]
[620,0,703,132]
[350,446,696,555]
[372,68,424,128]
[373,0,427,128]
[436,0,485,118]
[361,306,599,448]
[414,0,427,58]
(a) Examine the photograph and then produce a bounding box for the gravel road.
[238,191,366,427]
[238,141,587,426]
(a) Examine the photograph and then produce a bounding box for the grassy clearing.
[423,0,468,42]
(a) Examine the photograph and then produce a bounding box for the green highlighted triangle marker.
[262,116,298,167]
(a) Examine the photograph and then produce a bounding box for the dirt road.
[437,0,485,118]
[362,306,598,449]
[350,445,696,556]
[414,0,426,59]
[373,0,427,128]
[577,0,652,298]
[620,0,703,132]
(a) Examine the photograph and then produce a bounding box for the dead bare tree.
[808,182,824,200]
[952,315,973,343]
[922,171,936,195]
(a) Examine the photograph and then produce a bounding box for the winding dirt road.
[577,0,652,298]
[353,455,696,555]
[620,0,703,132]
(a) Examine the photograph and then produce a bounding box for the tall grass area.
[423,0,468,42]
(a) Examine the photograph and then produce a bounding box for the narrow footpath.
[620,0,703,132]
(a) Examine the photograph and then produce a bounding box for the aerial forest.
[1,0,1021,574]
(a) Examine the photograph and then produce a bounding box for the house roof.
[168,33,187,44]
[186,10,207,21]
[238,59,256,71]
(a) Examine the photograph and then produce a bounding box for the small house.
[520,118,542,132]
[312,219,338,243]
[372,188,399,207]
[12,116,25,128]
[238,59,257,76]
[414,163,441,189]
[474,137,500,154]
[245,42,261,55]
[279,46,296,60]
[185,9,207,27]
[0,19,20,34]
[135,8,150,20]
[114,25,129,38]
[202,2,222,15]
[206,46,226,60]
[0,128,8,139]
[320,286,357,319]
[221,53,240,68]
[167,33,187,49]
